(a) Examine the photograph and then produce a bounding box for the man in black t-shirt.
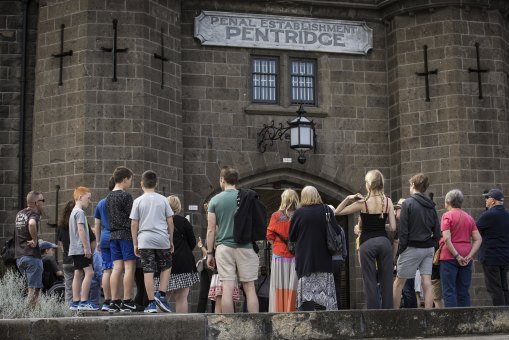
[14,191,45,305]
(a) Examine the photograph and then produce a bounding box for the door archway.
[201,168,358,310]
[240,169,354,309]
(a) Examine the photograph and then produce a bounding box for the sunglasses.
[37,199,45,203]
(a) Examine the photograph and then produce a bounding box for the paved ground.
[419,336,509,339]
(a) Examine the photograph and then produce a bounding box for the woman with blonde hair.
[335,170,396,309]
[266,189,300,312]
[157,195,199,313]
[289,186,341,311]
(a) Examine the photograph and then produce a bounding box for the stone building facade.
[1,0,508,309]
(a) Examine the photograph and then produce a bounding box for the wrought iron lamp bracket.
[256,120,291,153]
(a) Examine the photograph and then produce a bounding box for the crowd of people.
[10,165,509,313]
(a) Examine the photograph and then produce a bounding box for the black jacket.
[234,188,267,244]
[289,204,341,278]
[398,193,440,254]
[476,205,509,265]
[171,215,197,274]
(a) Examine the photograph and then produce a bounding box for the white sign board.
[194,11,372,55]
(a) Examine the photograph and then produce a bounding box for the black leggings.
[196,269,215,313]
[134,267,148,307]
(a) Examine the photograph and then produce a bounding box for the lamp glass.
[290,124,313,150]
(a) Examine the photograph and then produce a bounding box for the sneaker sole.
[154,298,172,313]
[108,309,120,313]
[144,310,157,313]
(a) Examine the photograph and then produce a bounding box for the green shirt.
[208,189,251,249]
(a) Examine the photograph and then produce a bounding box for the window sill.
[244,104,328,118]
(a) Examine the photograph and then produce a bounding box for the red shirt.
[440,209,478,261]
[266,211,293,258]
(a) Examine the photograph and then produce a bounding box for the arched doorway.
[237,169,354,309]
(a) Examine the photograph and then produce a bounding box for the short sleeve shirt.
[208,189,250,249]
[130,192,173,249]
[440,209,477,260]
[68,207,90,256]
[107,190,133,240]
[14,208,41,259]
[94,198,110,249]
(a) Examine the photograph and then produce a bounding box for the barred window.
[251,57,278,103]
[290,59,316,105]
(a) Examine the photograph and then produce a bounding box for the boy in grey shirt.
[68,186,98,311]
[130,170,174,313]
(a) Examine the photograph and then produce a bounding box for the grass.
[0,269,74,319]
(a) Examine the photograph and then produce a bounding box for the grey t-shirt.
[68,207,90,256]
[130,192,174,249]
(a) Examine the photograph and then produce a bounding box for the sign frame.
[194,11,373,55]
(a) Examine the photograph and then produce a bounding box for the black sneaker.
[108,300,121,313]
[120,300,137,312]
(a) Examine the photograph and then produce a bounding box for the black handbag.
[324,205,343,255]
[272,230,295,255]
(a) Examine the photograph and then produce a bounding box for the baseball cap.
[394,198,405,209]
[483,188,504,202]
[39,240,58,251]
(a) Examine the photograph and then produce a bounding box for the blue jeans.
[89,252,103,304]
[16,256,43,289]
[402,278,417,308]
[440,260,472,307]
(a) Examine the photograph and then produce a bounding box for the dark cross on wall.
[51,24,73,86]
[101,19,128,82]
[468,42,489,99]
[154,27,170,88]
[415,45,438,102]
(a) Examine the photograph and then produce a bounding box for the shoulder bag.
[324,205,343,255]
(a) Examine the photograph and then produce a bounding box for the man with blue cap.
[476,188,509,306]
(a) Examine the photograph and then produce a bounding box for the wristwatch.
[207,251,214,256]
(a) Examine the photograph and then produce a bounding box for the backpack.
[1,237,16,266]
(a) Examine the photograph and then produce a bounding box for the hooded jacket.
[398,192,440,254]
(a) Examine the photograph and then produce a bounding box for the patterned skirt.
[155,272,200,291]
[268,255,298,312]
[207,273,240,301]
[297,272,338,311]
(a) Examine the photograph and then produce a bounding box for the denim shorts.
[100,247,113,270]
[110,239,137,261]
[16,256,43,289]
[397,246,434,278]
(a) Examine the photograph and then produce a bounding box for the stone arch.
[238,167,355,199]
[203,166,356,206]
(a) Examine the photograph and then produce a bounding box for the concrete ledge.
[1,307,508,339]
